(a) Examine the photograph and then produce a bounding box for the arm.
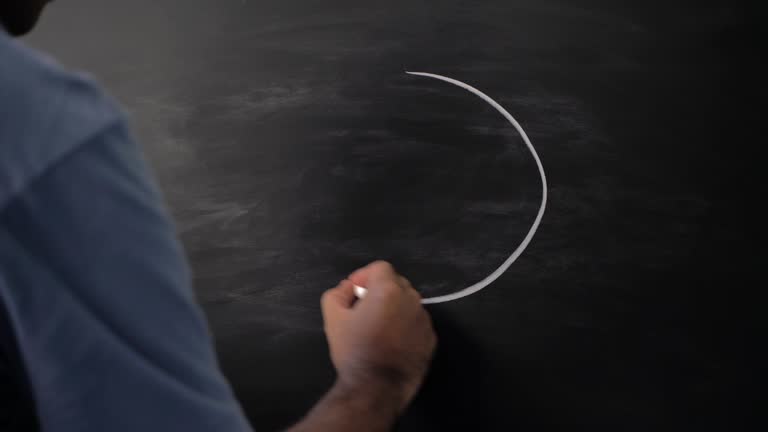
[288,375,402,432]
[288,261,437,432]
[0,119,251,431]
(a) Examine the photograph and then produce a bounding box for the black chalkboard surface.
[28,0,761,430]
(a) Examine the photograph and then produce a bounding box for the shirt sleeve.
[0,118,252,432]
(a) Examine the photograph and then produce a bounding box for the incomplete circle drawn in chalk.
[406,71,548,304]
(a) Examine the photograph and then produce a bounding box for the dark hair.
[0,0,50,36]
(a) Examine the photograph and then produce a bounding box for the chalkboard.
[29,0,761,430]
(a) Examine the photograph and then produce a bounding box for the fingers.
[348,260,396,288]
[321,279,357,313]
[348,261,412,290]
[347,261,424,307]
[349,261,406,299]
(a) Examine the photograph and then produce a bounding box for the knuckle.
[411,289,423,301]
[378,281,401,296]
[371,260,395,274]
[320,289,335,305]
[399,276,413,289]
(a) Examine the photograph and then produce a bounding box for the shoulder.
[0,33,124,211]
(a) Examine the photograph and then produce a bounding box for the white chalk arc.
[405,71,548,304]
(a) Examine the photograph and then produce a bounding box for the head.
[0,0,51,36]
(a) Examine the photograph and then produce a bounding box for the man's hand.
[322,261,437,409]
[288,261,436,432]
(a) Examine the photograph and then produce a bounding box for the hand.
[321,261,437,411]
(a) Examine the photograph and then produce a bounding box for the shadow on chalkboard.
[396,307,494,430]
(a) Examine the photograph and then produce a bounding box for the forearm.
[287,377,403,432]
[294,262,436,431]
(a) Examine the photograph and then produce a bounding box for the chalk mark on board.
[405,71,548,304]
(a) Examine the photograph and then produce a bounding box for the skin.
[2,4,437,430]
[289,262,437,431]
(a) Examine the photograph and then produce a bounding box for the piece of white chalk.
[353,284,368,299]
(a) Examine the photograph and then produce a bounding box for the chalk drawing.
[355,71,548,304]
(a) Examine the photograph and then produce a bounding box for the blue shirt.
[0,31,251,431]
